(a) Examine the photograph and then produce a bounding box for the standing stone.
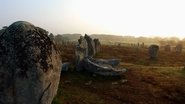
[149,45,159,59]
[75,36,88,71]
[141,42,145,48]
[49,33,55,42]
[0,21,61,104]
[94,39,101,53]
[164,45,171,52]
[84,34,96,57]
[175,44,183,53]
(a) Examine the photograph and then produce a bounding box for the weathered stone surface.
[75,36,88,71]
[49,33,55,42]
[94,38,101,53]
[164,45,171,52]
[0,21,61,104]
[82,58,126,76]
[148,45,159,59]
[84,34,96,57]
[175,44,183,53]
[61,62,70,72]
[75,35,126,76]
[0,29,5,36]
[88,57,120,67]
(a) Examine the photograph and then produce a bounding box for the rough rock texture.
[0,29,5,36]
[84,34,96,57]
[75,35,126,76]
[61,62,70,72]
[94,38,101,53]
[89,57,120,67]
[48,33,54,42]
[0,21,61,104]
[175,44,183,53]
[82,58,126,76]
[75,36,88,71]
[149,45,159,59]
[164,45,171,52]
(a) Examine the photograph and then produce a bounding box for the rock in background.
[75,36,88,71]
[149,45,159,59]
[175,44,183,53]
[94,38,101,53]
[0,21,61,104]
[75,34,126,76]
[84,34,96,57]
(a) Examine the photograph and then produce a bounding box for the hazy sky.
[1,0,185,39]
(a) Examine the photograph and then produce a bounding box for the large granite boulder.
[61,62,70,72]
[0,21,61,104]
[49,33,55,42]
[75,36,88,71]
[84,34,96,57]
[94,38,101,53]
[149,45,159,59]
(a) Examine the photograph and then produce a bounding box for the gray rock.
[94,38,101,53]
[149,45,159,59]
[84,34,96,56]
[75,36,88,71]
[112,82,118,85]
[0,21,61,104]
[89,57,120,67]
[61,62,70,72]
[82,58,126,77]
[120,79,128,84]
[175,44,183,53]
[85,80,92,85]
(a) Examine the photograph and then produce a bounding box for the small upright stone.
[148,45,159,59]
[175,44,183,53]
[94,38,101,53]
[84,34,96,57]
[75,36,88,71]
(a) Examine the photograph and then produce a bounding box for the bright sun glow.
[1,0,185,39]
[60,0,185,39]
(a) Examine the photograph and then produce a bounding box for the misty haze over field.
[1,0,185,39]
[1,1,185,104]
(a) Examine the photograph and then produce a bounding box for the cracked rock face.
[0,21,61,104]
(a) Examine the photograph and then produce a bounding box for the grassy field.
[52,45,185,104]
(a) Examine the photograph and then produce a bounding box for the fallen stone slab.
[88,57,121,67]
[82,58,126,77]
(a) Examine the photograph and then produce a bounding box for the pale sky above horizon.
[1,0,185,39]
